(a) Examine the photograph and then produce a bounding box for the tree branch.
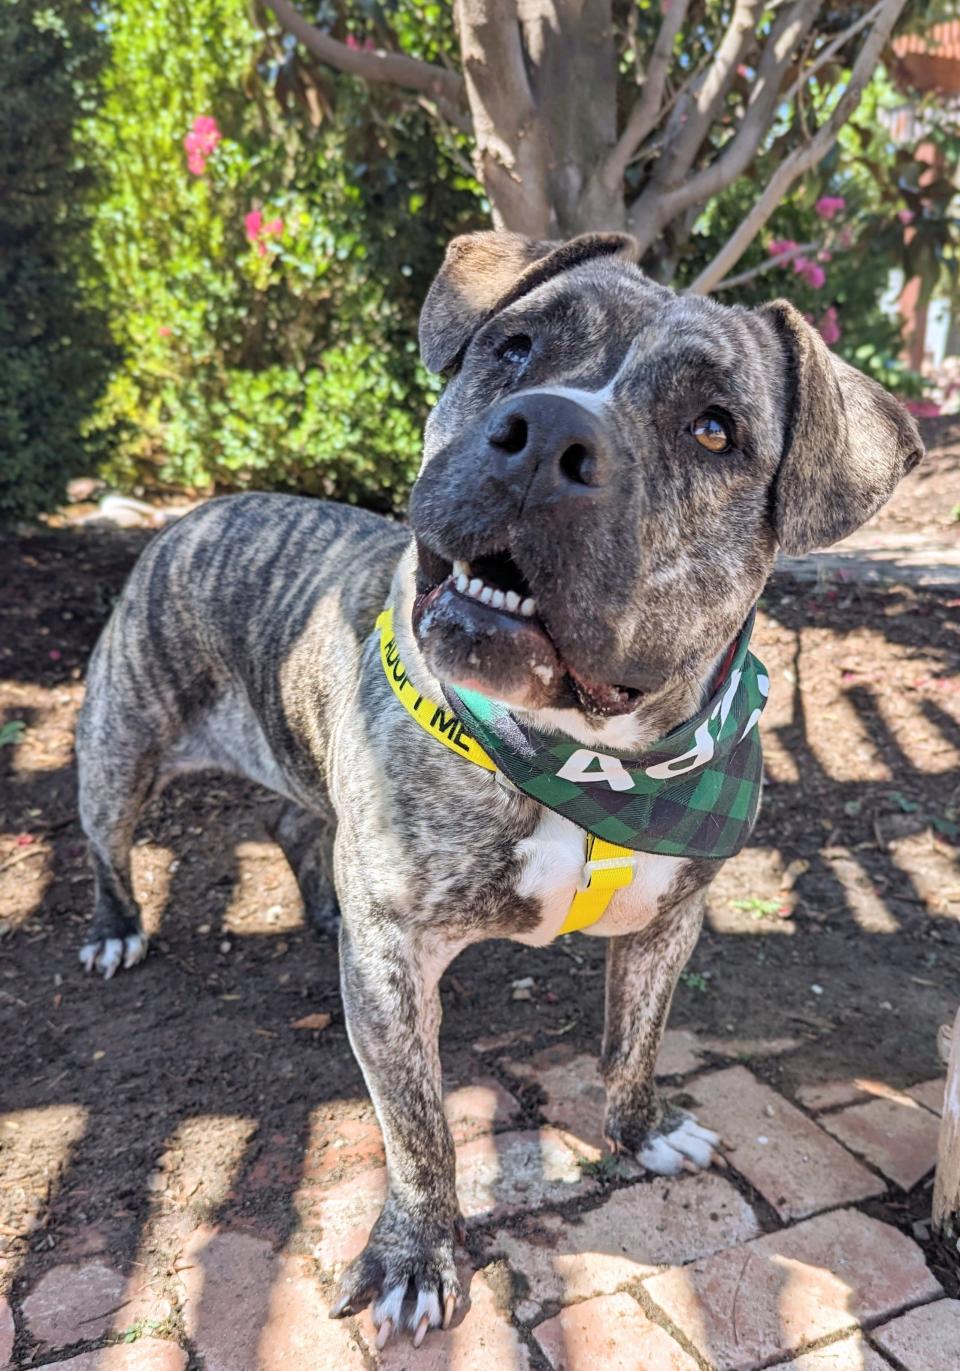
[267,0,466,110]
[781,0,883,107]
[630,0,817,242]
[655,0,766,192]
[455,0,552,236]
[599,0,692,194]
[685,0,910,295]
[710,240,820,291]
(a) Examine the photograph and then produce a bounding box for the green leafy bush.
[156,344,429,505]
[0,1,116,521]
[85,0,478,510]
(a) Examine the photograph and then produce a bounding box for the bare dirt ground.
[1,420,958,1366]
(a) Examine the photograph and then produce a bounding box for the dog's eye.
[500,334,532,367]
[690,412,733,454]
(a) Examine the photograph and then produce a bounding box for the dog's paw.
[607,1107,721,1176]
[631,1116,720,1175]
[79,933,148,979]
[329,1215,462,1348]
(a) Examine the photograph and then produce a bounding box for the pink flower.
[189,115,221,156]
[157,326,171,337]
[363,37,376,49]
[897,209,915,225]
[817,249,832,262]
[183,116,221,176]
[768,238,798,257]
[818,306,841,345]
[245,210,283,253]
[815,195,846,221]
[795,257,826,289]
[345,33,360,49]
[904,399,941,418]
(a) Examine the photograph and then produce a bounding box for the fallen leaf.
[291,1012,332,1031]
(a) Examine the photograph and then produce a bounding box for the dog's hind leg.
[76,735,157,979]
[75,615,178,980]
[266,800,340,935]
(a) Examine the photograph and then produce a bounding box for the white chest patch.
[512,808,685,946]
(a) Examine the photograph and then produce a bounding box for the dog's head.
[408,231,922,719]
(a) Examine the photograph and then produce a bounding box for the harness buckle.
[577,853,637,892]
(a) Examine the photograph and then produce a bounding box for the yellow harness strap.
[376,610,635,935]
[561,834,636,933]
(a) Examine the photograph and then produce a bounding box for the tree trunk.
[933,1010,960,1243]
[457,0,626,239]
[521,0,624,234]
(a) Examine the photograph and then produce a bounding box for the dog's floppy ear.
[420,230,638,374]
[761,300,923,555]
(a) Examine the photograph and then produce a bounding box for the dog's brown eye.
[500,335,532,367]
[691,413,732,453]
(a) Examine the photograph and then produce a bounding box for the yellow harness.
[376,609,636,935]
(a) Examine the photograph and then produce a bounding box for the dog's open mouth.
[412,542,641,717]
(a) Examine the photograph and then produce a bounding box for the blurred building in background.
[885,22,960,407]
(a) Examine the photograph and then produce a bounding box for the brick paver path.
[0,1037,950,1370]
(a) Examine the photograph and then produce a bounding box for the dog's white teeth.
[452,559,470,578]
[459,575,534,615]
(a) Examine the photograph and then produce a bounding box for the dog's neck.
[388,544,728,752]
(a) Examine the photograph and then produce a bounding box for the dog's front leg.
[332,913,463,1346]
[601,886,721,1174]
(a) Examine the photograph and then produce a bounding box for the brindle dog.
[76,232,922,1347]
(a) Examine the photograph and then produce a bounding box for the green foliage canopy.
[0,0,116,521]
[86,0,479,509]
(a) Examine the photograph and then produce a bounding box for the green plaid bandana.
[444,611,768,860]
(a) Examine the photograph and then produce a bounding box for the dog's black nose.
[484,392,611,508]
